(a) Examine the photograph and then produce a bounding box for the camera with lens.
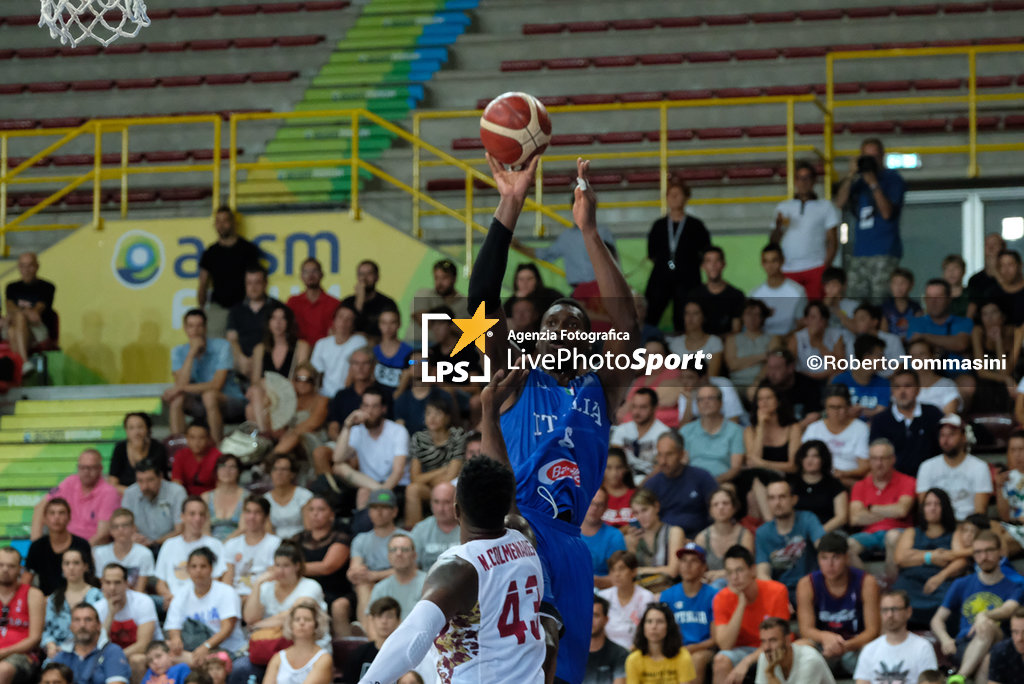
[857,155,880,175]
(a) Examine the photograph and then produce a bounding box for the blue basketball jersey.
[500,368,609,527]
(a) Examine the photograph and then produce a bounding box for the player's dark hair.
[369,596,401,619]
[456,457,516,530]
[593,594,610,617]
[188,546,217,567]
[633,387,658,408]
[723,545,754,567]
[759,616,790,635]
[545,297,592,334]
[818,531,849,555]
[796,440,833,478]
[633,603,682,658]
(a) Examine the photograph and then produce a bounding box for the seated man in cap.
[658,543,719,684]
[347,490,401,634]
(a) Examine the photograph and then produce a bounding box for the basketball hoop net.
[39,0,150,47]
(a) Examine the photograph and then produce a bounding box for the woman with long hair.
[247,304,313,432]
[623,489,685,592]
[801,384,869,487]
[625,603,696,684]
[262,601,333,684]
[272,363,330,468]
[296,496,352,638]
[694,488,754,589]
[667,302,723,377]
[405,398,466,528]
[739,382,801,521]
[789,440,847,532]
[503,263,562,317]
[264,454,314,539]
[789,301,845,381]
[891,488,969,627]
[41,548,103,658]
[202,453,246,540]
[602,448,637,528]
[973,300,1015,410]
[109,412,168,491]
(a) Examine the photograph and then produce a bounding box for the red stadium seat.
[277,34,323,46]
[190,148,241,160]
[943,2,989,11]
[205,74,249,85]
[734,49,779,61]
[125,190,158,202]
[831,43,877,52]
[425,179,466,192]
[976,75,1013,87]
[899,118,948,132]
[686,51,731,63]
[782,46,828,58]
[638,53,684,65]
[717,87,763,98]
[977,36,1023,44]
[846,6,894,17]
[249,71,298,82]
[40,117,85,128]
[642,129,695,142]
[0,50,13,60]
[17,48,59,59]
[549,134,595,146]
[62,45,101,57]
[71,80,114,91]
[655,16,702,28]
[175,6,215,17]
[1004,115,1024,127]
[588,173,622,185]
[765,84,814,95]
[703,14,750,25]
[993,1,1024,10]
[541,174,573,188]
[878,41,927,49]
[619,92,665,103]
[145,9,172,19]
[545,58,589,70]
[6,15,41,26]
[537,96,569,106]
[500,60,543,72]
[795,123,846,135]
[797,9,844,20]
[610,19,656,30]
[144,151,190,162]
[451,138,484,150]
[104,44,144,55]
[302,1,349,10]
[727,167,775,180]
[568,94,616,105]
[258,2,304,13]
[191,39,232,51]
[592,56,637,68]
[596,132,644,144]
[951,116,1000,130]
[0,84,25,95]
[116,78,159,89]
[847,121,898,133]
[52,154,93,167]
[27,82,70,93]
[159,187,210,201]
[565,21,609,32]
[161,76,203,87]
[894,4,939,15]
[863,80,912,92]
[751,12,797,23]
[914,78,962,90]
[101,152,144,164]
[522,23,563,35]
[928,40,972,47]
[695,127,744,139]
[147,42,188,53]
[219,4,260,14]
[747,125,788,137]
[678,168,726,181]
[665,89,714,100]
[235,37,276,49]
[65,191,106,206]
[0,120,35,130]
[811,82,862,94]
[625,171,662,184]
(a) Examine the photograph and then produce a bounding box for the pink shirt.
[49,475,121,540]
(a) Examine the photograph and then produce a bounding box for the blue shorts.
[851,529,889,551]
[524,510,591,684]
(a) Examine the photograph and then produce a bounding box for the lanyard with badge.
[666,217,686,271]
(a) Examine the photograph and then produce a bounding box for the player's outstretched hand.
[482,367,530,416]
[572,157,597,233]
[487,152,539,202]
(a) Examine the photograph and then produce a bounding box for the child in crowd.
[171,422,222,496]
[881,268,921,338]
[202,651,232,684]
[142,642,191,684]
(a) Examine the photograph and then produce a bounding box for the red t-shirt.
[602,489,636,528]
[171,446,221,496]
[287,291,340,344]
[712,579,790,649]
[850,471,916,533]
[0,584,32,650]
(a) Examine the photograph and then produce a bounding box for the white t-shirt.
[750,279,807,336]
[596,585,656,651]
[772,198,842,273]
[100,589,163,645]
[311,333,369,398]
[852,632,937,684]
[916,454,994,520]
[265,488,313,539]
[154,535,228,598]
[349,420,410,485]
[666,334,724,359]
[258,578,330,650]
[677,377,747,424]
[164,580,245,653]
[224,533,282,596]
[802,419,869,472]
[794,328,847,375]
[917,378,960,413]
[93,543,155,588]
[609,419,672,477]
[755,643,835,684]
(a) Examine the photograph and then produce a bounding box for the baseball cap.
[368,489,397,508]
[939,414,964,430]
[675,542,707,563]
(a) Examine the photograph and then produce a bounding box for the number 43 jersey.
[433,529,545,684]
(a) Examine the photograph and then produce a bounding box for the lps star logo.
[421,302,495,383]
[111,230,164,289]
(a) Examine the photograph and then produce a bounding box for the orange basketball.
[479,92,552,167]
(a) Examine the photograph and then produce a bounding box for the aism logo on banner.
[421,302,495,383]
[111,230,164,289]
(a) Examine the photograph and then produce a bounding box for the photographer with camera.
[834,138,906,303]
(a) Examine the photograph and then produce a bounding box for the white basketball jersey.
[432,529,545,684]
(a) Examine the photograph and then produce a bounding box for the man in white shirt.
[853,589,936,684]
[311,302,369,398]
[915,414,993,520]
[222,496,281,597]
[770,161,840,301]
[750,244,807,337]
[332,387,410,510]
[755,617,835,684]
[609,388,670,477]
[409,482,460,570]
[92,509,155,594]
[99,563,162,682]
[154,497,228,605]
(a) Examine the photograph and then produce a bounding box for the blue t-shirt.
[373,342,413,389]
[755,511,825,590]
[582,523,626,575]
[679,420,744,479]
[659,581,719,645]
[831,371,890,414]
[142,663,191,684]
[644,465,718,533]
[170,338,243,399]
[54,643,131,684]
[943,572,1024,639]
[851,168,906,258]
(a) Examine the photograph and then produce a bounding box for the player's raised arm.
[468,153,540,373]
[480,368,529,509]
[574,158,640,405]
